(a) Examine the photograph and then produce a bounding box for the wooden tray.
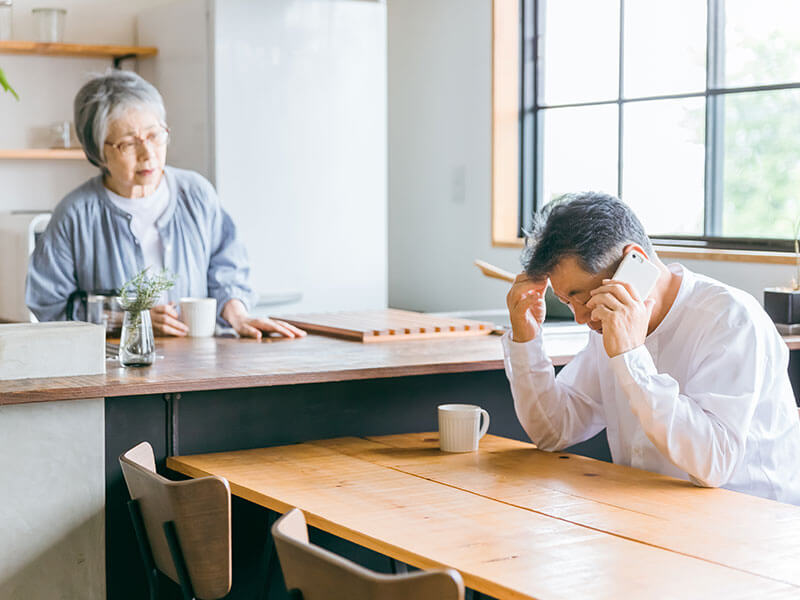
[271,309,495,343]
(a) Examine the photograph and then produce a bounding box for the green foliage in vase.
[118,268,175,312]
[0,67,18,101]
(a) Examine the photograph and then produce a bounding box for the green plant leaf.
[118,267,176,312]
[0,67,19,101]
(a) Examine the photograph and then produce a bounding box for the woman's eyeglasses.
[105,127,170,158]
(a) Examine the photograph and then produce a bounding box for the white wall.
[388,0,518,313]
[680,259,795,301]
[137,0,214,180]
[387,0,796,312]
[213,0,388,312]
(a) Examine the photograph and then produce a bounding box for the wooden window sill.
[491,232,797,265]
[654,246,797,265]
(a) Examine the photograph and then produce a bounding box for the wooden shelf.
[0,40,157,60]
[0,148,86,160]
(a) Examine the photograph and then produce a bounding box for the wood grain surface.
[0,148,86,160]
[0,332,522,405]
[2,327,794,406]
[319,433,800,587]
[167,435,800,599]
[0,40,157,58]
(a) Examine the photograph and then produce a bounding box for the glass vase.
[119,309,155,367]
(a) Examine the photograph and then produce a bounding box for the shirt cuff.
[501,328,551,371]
[608,344,658,389]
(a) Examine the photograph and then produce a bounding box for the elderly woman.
[26,70,304,339]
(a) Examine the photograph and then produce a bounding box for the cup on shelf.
[0,0,13,41]
[50,120,76,149]
[179,297,217,337]
[437,404,490,452]
[32,7,66,43]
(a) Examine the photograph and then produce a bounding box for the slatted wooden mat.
[271,309,495,342]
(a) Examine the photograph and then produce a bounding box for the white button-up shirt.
[503,264,800,504]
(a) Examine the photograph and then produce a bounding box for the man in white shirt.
[503,192,800,504]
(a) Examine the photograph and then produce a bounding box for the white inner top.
[106,177,170,272]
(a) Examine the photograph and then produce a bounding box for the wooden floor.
[168,433,800,600]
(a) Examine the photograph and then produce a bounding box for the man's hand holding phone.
[587,278,655,358]
[506,273,548,343]
[587,250,659,357]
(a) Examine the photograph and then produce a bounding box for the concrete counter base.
[0,397,105,599]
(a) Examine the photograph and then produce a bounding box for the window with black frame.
[520,0,800,252]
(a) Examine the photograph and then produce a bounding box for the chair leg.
[388,558,408,574]
[127,499,161,600]
[163,520,196,600]
[259,510,280,600]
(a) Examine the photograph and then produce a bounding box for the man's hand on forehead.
[506,273,549,343]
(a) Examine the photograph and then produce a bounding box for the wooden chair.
[271,508,465,600]
[119,441,232,600]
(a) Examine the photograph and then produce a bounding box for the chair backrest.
[119,441,232,600]
[272,508,465,600]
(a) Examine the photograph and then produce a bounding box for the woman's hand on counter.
[222,299,307,340]
[150,303,189,337]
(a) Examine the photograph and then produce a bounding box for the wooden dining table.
[167,433,800,599]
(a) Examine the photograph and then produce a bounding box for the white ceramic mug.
[179,297,217,337]
[438,404,490,452]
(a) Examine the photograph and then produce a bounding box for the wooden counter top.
[2,325,795,406]
[2,330,589,406]
[783,335,800,350]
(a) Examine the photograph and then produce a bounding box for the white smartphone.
[611,250,659,300]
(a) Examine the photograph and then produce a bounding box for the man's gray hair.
[522,191,654,280]
[73,70,166,171]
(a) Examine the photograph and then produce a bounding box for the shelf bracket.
[113,53,137,69]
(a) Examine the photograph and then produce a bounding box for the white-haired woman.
[26,70,304,339]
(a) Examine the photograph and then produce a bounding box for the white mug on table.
[438,404,490,452]
[179,297,217,337]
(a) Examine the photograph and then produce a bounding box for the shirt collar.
[647,263,691,338]
[156,166,178,229]
[92,167,177,228]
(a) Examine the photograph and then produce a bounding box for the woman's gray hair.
[74,70,166,171]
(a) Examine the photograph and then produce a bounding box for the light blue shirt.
[26,166,256,323]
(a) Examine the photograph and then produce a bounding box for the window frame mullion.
[520,0,544,229]
[704,0,725,236]
[519,0,536,233]
[617,0,625,199]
